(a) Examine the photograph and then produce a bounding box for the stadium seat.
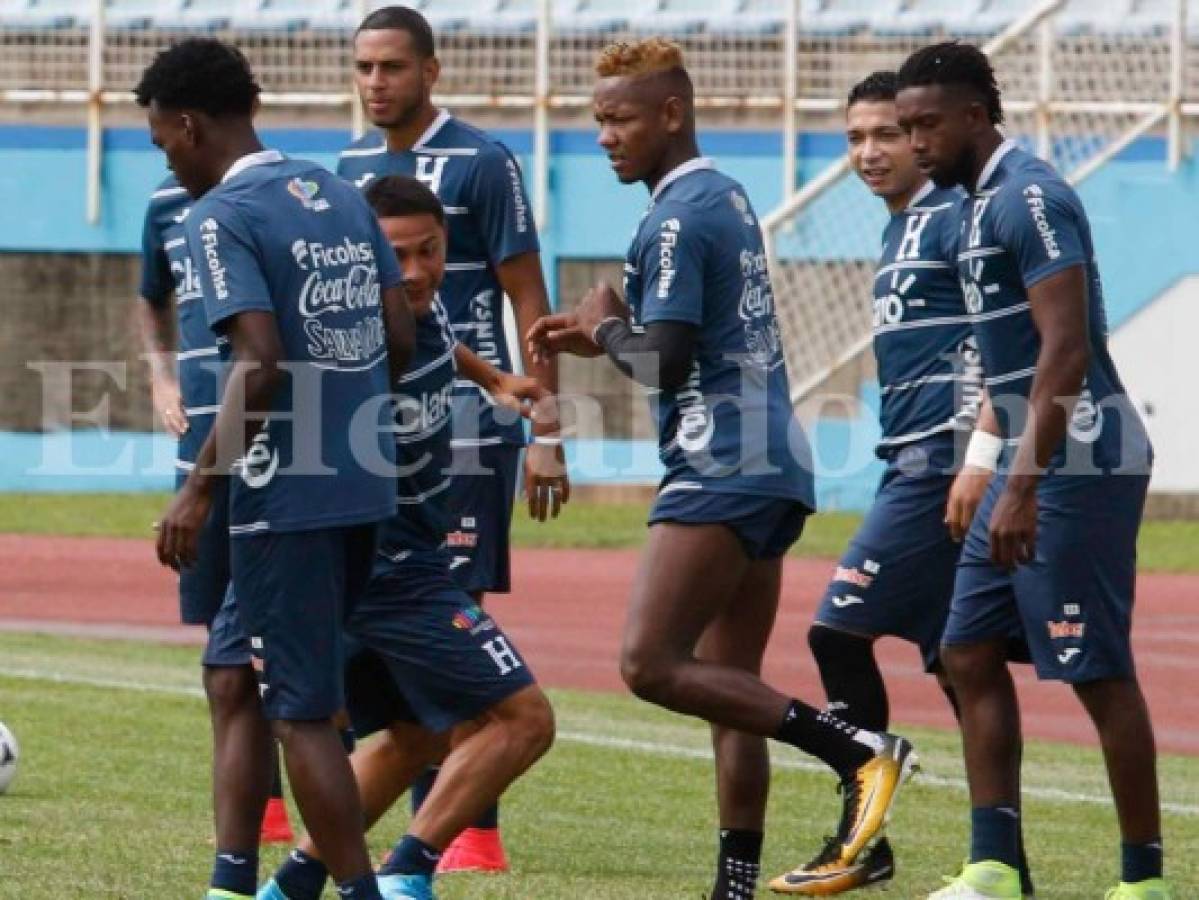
[1054,0,1135,36]
[1125,0,1180,37]
[633,0,736,35]
[947,0,1019,37]
[563,0,656,33]
[106,0,185,30]
[1,0,82,29]
[150,0,257,31]
[421,0,501,33]
[804,0,903,37]
[706,0,808,36]
[463,0,579,33]
[873,0,988,37]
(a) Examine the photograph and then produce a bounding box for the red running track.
[0,534,1196,754]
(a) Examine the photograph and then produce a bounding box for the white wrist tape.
[591,316,626,347]
[964,429,1004,472]
[533,435,563,447]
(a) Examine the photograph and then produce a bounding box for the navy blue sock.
[410,766,439,815]
[1017,820,1035,896]
[340,726,356,754]
[335,873,382,899]
[473,801,499,830]
[378,834,441,877]
[211,848,258,896]
[970,805,1020,869]
[1122,839,1164,883]
[274,848,328,900]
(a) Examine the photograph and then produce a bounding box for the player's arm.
[381,283,416,386]
[157,309,285,570]
[946,390,1000,541]
[987,183,1091,568]
[137,205,187,437]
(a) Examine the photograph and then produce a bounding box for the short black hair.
[847,71,898,107]
[896,41,1004,125]
[134,38,260,117]
[365,175,445,227]
[356,5,435,58]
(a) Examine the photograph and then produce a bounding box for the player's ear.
[180,112,198,146]
[663,95,686,134]
[423,55,440,90]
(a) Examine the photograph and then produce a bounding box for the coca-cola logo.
[298,264,380,319]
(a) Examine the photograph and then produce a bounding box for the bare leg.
[205,664,272,850]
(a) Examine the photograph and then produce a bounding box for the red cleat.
[435,827,509,874]
[259,796,295,844]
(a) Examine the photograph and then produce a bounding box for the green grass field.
[0,632,1196,899]
[3,493,1199,571]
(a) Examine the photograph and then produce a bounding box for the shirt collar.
[906,179,935,209]
[221,149,285,184]
[651,156,715,200]
[412,109,452,151]
[975,138,1017,193]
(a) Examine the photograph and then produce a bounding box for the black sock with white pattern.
[711,828,762,900]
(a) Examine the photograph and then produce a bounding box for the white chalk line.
[2,665,1196,817]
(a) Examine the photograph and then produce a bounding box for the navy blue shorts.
[343,567,536,736]
[177,474,231,626]
[444,442,521,595]
[648,487,809,560]
[201,584,252,668]
[944,472,1149,683]
[814,440,961,671]
[230,523,379,720]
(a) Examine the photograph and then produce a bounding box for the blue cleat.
[253,879,291,900]
[378,872,436,900]
[205,891,254,900]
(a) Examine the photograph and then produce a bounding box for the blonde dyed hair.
[595,38,685,78]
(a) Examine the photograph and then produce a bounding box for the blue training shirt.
[872,181,982,455]
[337,111,539,449]
[140,176,225,475]
[624,158,815,509]
[375,296,459,578]
[956,141,1151,473]
[187,150,403,535]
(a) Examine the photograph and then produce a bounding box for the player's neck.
[645,140,702,194]
[208,131,266,190]
[383,103,440,153]
[965,129,1006,193]
[885,177,927,215]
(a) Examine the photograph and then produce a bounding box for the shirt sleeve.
[138,204,173,308]
[468,144,540,265]
[369,215,404,291]
[635,205,706,326]
[992,179,1087,288]
[186,199,273,331]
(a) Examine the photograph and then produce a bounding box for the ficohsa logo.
[199,217,229,301]
[1022,183,1061,260]
[657,218,681,299]
[291,239,310,270]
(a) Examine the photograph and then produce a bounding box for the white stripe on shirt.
[152,186,187,199]
[985,365,1038,386]
[177,347,219,361]
[397,477,452,505]
[398,346,454,383]
[163,237,186,251]
[880,372,967,395]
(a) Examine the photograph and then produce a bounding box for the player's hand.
[490,372,545,420]
[152,375,188,438]
[155,479,213,571]
[945,464,993,542]
[524,441,570,522]
[988,481,1037,570]
[526,312,604,362]
[573,281,630,341]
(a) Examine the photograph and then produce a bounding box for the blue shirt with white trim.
[140,175,225,471]
[624,158,815,509]
[337,111,539,448]
[375,296,459,577]
[872,182,981,455]
[956,141,1150,472]
[186,150,403,534]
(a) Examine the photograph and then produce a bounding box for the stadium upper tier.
[0,0,1187,37]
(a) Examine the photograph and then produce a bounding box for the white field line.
[3,665,1197,818]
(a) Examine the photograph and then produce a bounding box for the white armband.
[532,435,563,447]
[964,429,1004,472]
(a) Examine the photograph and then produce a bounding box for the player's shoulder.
[146,174,189,217]
[914,184,965,215]
[433,115,510,157]
[991,147,1078,209]
[339,130,386,160]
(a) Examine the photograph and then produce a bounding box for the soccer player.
[140,179,294,851]
[336,6,567,869]
[894,42,1170,900]
[140,38,415,900]
[527,39,916,900]
[258,175,555,900]
[769,72,1033,897]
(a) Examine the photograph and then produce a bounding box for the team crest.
[287,177,330,212]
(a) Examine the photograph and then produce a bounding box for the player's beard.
[932,143,977,191]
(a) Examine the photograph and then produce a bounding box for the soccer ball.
[0,721,18,794]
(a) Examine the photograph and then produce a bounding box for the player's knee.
[501,687,556,761]
[939,642,1002,688]
[619,648,675,704]
[202,664,258,715]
